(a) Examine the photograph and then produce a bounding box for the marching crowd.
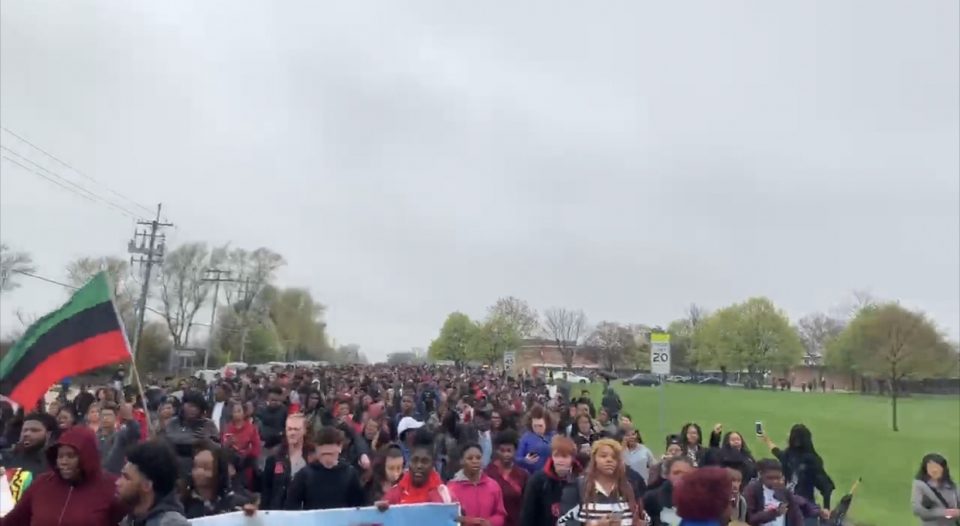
[0,363,955,526]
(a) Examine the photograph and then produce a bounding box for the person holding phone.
[759,424,834,511]
[743,458,807,526]
[516,407,555,474]
[221,402,261,489]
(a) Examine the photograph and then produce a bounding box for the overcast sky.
[1,1,958,362]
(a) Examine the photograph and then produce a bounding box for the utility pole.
[201,268,234,369]
[128,204,173,360]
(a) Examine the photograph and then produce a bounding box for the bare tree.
[796,312,845,365]
[66,256,138,327]
[487,296,540,338]
[0,243,36,293]
[157,242,226,349]
[687,303,708,328]
[541,307,588,368]
[584,321,635,371]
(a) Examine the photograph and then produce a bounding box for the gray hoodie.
[120,491,190,526]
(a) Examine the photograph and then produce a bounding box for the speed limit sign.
[650,333,671,375]
[503,351,516,370]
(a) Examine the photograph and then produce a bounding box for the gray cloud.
[1,0,957,360]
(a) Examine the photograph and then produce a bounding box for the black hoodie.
[120,491,190,526]
[519,457,583,526]
[283,461,366,510]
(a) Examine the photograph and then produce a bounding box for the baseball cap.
[397,416,424,438]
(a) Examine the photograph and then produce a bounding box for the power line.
[0,126,154,216]
[0,148,140,219]
[11,269,166,317]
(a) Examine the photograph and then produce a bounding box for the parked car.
[698,377,725,385]
[554,371,592,384]
[623,373,662,387]
[667,375,691,383]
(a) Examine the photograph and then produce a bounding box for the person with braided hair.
[558,438,649,526]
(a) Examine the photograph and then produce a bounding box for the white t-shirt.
[212,401,225,432]
[762,486,786,526]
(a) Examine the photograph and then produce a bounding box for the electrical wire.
[0,149,140,219]
[11,269,166,316]
[0,126,154,216]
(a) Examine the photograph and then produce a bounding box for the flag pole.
[106,270,156,436]
[128,359,156,435]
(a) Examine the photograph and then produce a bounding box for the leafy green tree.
[835,303,954,431]
[467,317,520,365]
[263,286,331,361]
[694,297,803,379]
[666,319,697,372]
[429,312,477,365]
[244,322,283,364]
[134,321,174,373]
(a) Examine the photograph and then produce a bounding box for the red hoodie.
[384,470,456,505]
[1,426,126,526]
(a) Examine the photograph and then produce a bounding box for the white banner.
[189,503,460,526]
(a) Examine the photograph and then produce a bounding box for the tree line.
[427,294,958,429]
[0,242,366,373]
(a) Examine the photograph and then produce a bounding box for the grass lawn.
[587,382,960,526]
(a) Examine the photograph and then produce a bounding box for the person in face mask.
[519,435,583,526]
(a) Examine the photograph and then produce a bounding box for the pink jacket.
[447,471,507,526]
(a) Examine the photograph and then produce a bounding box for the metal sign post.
[651,333,672,439]
[503,351,516,374]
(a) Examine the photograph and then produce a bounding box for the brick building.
[515,338,600,372]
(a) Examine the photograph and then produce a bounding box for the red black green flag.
[0,272,130,408]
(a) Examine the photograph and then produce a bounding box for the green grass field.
[588,383,960,526]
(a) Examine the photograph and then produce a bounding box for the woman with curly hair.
[558,438,648,526]
[672,466,747,526]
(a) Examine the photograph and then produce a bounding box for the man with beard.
[116,440,190,526]
[257,386,288,449]
[163,392,219,477]
[0,412,55,474]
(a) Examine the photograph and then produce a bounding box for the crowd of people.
[0,363,954,525]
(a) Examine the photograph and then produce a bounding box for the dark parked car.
[623,373,662,386]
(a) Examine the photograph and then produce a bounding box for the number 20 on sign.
[650,333,671,376]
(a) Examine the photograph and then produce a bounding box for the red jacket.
[447,471,507,526]
[222,419,262,460]
[484,462,528,526]
[1,426,126,526]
